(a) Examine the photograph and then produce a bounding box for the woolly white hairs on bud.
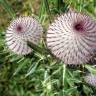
[5,16,43,55]
[84,74,96,86]
[47,11,96,65]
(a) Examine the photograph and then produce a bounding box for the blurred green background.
[0,0,96,96]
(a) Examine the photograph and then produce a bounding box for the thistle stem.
[27,41,48,55]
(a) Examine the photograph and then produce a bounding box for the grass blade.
[0,0,16,18]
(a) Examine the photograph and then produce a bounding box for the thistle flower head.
[84,74,96,86]
[47,11,96,65]
[5,16,43,55]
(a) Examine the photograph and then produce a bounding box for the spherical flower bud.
[46,11,96,65]
[84,74,96,86]
[5,16,43,55]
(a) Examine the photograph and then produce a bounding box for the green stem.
[28,0,33,13]
[57,0,63,11]
[44,0,52,23]
[93,0,96,7]
[62,64,66,95]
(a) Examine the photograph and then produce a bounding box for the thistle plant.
[1,0,96,96]
[5,9,96,95]
[5,16,43,55]
[46,10,96,65]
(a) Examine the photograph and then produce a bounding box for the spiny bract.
[84,74,96,86]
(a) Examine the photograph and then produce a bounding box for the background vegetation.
[0,0,96,96]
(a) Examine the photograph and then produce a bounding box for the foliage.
[0,0,96,96]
